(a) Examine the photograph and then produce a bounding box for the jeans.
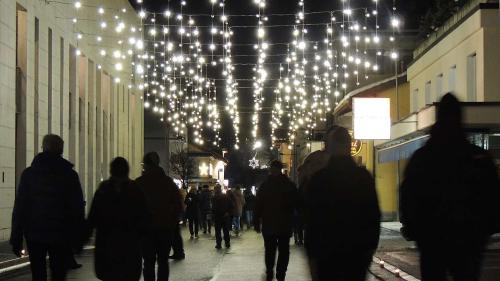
[214,217,231,246]
[26,240,69,281]
[232,216,241,233]
[171,224,185,257]
[245,210,253,228]
[142,229,172,281]
[201,212,212,233]
[188,217,199,236]
[263,235,290,280]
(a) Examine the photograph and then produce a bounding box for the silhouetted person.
[200,185,214,234]
[306,127,380,281]
[212,184,233,249]
[170,186,186,260]
[400,93,500,281]
[185,186,201,238]
[243,188,256,230]
[255,160,298,281]
[231,185,246,235]
[135,152,183,281]
[86,157,149,281]
[10,134,85,281]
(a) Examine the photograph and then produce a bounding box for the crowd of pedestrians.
[8,93,500,281]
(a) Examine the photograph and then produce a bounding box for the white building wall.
[0,0,144,241]
[408,6,500,112]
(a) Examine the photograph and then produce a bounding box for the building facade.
[0,0,144,241]
[375,0,500,220]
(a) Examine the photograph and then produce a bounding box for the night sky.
[136,0,435,152]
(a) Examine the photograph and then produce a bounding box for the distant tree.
[169,149,194,189]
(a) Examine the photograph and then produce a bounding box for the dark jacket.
[400,137,500,242]
[199,189,213,213]
[255,174,298,236]
[230,189,246,217]
[184,192,201,219]
[306,156,381,257]
[244,191,256,211]
[87,178,149,281]
[10,152,85,249]
[212,192,233,221]
[135,166,182,230]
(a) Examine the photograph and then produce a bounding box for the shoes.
[169,254,185,260]
[195,235,199,239]
[225,243,231,249]
[190,235,194,239]
[215,244,222,249]
[203,231,207,234]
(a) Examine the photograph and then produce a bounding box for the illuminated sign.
[353,98,391,140]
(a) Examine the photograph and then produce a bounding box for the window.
[59,37,64,135]
[412,89,419,112]
[436,74,443,101]
[449,65,456,93]
[48,28,53,133]
[467,53,477,101]
[425,81,432,105]
[34,17,39,153]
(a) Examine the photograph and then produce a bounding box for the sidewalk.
[378,221,500,280]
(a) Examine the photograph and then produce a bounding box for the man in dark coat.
[199,185,213,234]
[212,184,233,249]
[306,127,381,281]
[243,187,256,230]
[254,160,298,281]
[86,157,149,281]
[135,152,183,281]
[10,134,85,281]
[400,93,500,281]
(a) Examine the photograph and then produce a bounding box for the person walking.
[243,187,256,230]
[231,185,246,235]
[200,185,214,234]
[305,126,381,281]
[170,187,186,260]
[10,134,85,281]
[86,157,149,281]
[254,161,298,281]
[135,152,183,281]
[185,186,201,238]
[400,93,500,281]
[212,184,233,249]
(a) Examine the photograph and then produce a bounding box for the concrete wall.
[408,7,500,110]
[0,0,144,241]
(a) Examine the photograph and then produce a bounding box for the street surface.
[4,226,500,281]
[3,228,403,281]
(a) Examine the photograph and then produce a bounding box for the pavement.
[1,227,404,281]
[375,223,500,281]
[3,223,500,281]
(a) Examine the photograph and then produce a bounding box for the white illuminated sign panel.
[353,98,391,140]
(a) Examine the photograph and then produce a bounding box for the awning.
[377,136,429,163]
